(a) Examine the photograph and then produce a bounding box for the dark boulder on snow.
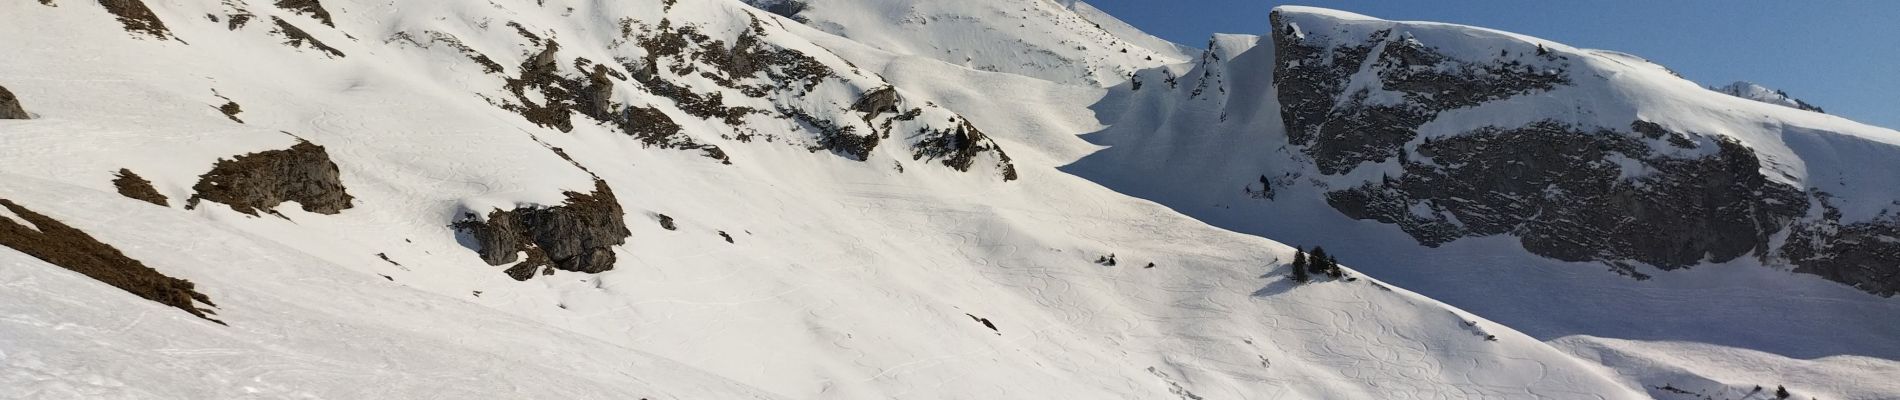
[113,168,169,206]
[454,180,631,281]
[274,0,335,27]
[269,16,345,58]
[850,86,902,119]
[186,141,355,216]
[99,0,172,39]
[0,84,28,119]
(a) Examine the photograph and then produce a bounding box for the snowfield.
[0,0,1893,399]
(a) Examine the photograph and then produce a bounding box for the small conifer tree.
[1291,248,1310,283]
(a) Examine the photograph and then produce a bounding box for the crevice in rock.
[185,140,354,216]
[0,198,221,324]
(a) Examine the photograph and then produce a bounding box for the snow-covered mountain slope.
[742,0,1190,86]
[0,1,1674,399]
[1073,5,1900,396]
[1713,81,1827,113]
[1553,335,1900,400]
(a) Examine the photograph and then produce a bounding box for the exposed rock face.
[453,181,631,281]
[792,107,877,160]
[746,0,810,23]
[1266,10,1898,293]
[850,86,901,117]
[0,84,28,119]
[99,0,172,39]
[1784,197,1900,296]
[490,28,733,164]
[1713,81,1825,113]
[270,16,344,58]
[622,106,730,163]
[502,40,577,132]
[1272,13,1568,175]
[1327,121,1807,272]
[273,0,333,27]
[603,13,1015,178]
[386,31,502,74]
[186,141,354,216]
[914,120,1018,181]
[0,198,220,323]
[113,168,169,206]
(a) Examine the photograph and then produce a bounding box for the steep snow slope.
[0,178,786,400]
[1554,336,1900,400]
[0,0,1657,399]
[1073,5,1900,397]
[744,0,1190,86]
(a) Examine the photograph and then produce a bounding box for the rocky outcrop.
[0,198,220,323]
[0,84,28,119]
[217,99,244,123]
[1326,121,1807,273]
[1783,196,1900,296]
[791,107,877,160]
[270,16,344,58]
[1266,11,1900,296]
[502,41,577,132]
[99,0,172,39]
[1271,12,1568,175]
[186,141,354,216]
[453,181,631,281]
[619,105,729,163]
[386,31,502,74]
[273,0,333,27]
[850,86,902,118]
[745,0,810,23]
[914,120,1018,181]
[113,168,169,206]
[493,34,733,164]
[1713,81,1825,113]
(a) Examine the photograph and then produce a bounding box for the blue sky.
[1083,0,1900,130]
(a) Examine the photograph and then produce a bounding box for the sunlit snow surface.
[0,1,1893,399]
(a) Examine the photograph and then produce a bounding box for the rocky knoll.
[453,181,631,281]
[186,141,354,216]
[0,84,28,119]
